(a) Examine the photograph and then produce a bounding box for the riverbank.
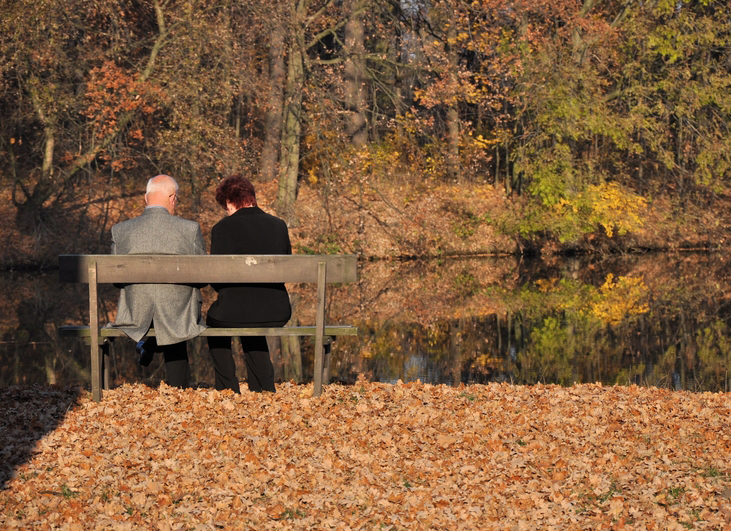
[2,178,731,271]
[1,381,730,530]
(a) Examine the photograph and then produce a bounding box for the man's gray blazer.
[110,207,207,345]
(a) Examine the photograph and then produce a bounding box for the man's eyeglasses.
[169,193,178,204]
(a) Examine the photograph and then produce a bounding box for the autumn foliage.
[2,381,731,530]
[1,0,729,257]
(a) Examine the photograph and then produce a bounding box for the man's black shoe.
[136,340,154,367]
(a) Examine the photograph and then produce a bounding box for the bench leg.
[321,338,332,386]
[91,343,103,402]
[88,261,102,402]
[313,261,327,397]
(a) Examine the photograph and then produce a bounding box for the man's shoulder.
[168,214,201,230]
[114,209,200,230]
[111,215,143,233]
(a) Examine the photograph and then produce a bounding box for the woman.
[206,175,292,392]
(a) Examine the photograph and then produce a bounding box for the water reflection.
[1,252,730,392]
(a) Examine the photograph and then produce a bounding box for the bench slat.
[59,254,357,284]
[59,325,358,338]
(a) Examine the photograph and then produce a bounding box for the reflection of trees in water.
[3,254,731,391]
[326,254,731,392]
[327,304,731,392]
[0,275,218,387]
[0,274,87,386]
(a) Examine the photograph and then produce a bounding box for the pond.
[1,252,730,392]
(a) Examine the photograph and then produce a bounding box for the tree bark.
[445,20,461,181]
[275,1,306,225]
[14,84,57,231]
[260,15,286,182]
[344,0,367,146]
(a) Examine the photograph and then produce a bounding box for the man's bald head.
[145,174,179,214]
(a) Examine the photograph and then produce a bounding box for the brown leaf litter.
[2,380,731,530]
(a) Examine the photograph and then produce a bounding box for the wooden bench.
[58,254,358,402]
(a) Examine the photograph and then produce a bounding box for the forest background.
[5,6,731,526]
[1,0,730,269]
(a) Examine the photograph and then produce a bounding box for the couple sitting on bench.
[110,173,290,393]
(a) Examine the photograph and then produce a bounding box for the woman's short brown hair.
[215,174,257,209]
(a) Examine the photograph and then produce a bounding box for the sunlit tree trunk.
[15,84,56,230]
[445,19,461,181]
[344,0,367,146]
[260,15,286,182]
[44,350,57,385]
[275,1,305,225]
[275,42,304,224]
[389,31,405,138]
[572,0,599,63]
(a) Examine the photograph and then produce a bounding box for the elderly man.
[110,174,206,388]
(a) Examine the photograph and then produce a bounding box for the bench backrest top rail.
[59,254,358,284]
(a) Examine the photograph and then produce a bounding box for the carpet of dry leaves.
[2,380,731,530]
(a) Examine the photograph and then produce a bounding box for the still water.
[2,252,730,392]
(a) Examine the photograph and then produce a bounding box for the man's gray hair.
[146,174,179,195]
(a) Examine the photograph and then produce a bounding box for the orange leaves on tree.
[82,61,160,141]
[79,61,164,172]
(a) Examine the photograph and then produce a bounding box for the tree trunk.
[281,336,303,383]
[344,0,367,146]
[260,15,286,182]
[14,85,57,232]
[445,20,461,181]
[446,106,460,181]
[45,350,57,385]
[275,7,305,225]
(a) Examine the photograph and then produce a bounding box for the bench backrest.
[59,254,358,284]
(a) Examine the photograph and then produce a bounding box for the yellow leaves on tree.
[587,182,648,238]
[546,181,648,242]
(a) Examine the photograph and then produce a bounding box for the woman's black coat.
[206,206,292,326]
